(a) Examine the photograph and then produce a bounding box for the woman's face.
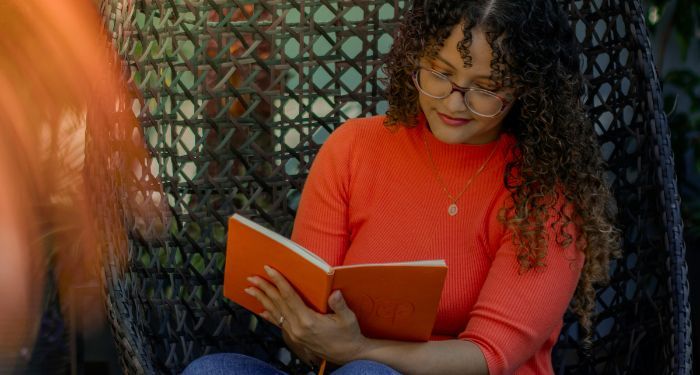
[417,24,515,145]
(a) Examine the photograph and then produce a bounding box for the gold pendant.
[448,203,458,216]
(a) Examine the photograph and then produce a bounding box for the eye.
[475,83,499,92]
[428,65,453,77]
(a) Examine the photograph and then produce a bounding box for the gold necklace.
[422,133,500,216]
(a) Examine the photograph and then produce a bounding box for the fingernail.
[247,276,257,284]
[263,265,273,274]
[244,287,255,296]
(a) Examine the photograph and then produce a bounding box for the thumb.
[328,290,354,320]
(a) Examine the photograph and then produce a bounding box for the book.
[223,214,448,342]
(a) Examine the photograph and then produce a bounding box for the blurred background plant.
[644,0,700,238]
[643,0,700,370]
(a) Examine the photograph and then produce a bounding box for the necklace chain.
[422,133,499,216]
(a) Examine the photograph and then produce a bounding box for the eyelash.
[432,68,452,76]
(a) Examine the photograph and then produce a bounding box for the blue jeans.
[182,353,402,375]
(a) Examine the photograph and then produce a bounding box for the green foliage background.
[644,0,700,369]
[644,0,700,239]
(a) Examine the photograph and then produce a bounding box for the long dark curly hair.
[383,0,621,342]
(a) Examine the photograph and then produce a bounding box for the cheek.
[483,118,502,129]
[418,95,433,112]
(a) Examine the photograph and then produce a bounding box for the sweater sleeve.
[458,199,585,375]
[290,121,356,267]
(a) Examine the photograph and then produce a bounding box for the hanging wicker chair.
[90,0,692,373]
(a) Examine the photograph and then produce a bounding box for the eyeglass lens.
[415,69,503,117]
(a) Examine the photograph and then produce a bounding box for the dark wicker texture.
[91,0,691,374]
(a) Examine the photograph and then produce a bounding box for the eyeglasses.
[412,68,512,118]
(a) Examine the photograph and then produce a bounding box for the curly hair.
[383,0,621,344]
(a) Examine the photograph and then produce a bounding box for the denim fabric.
[182,353,402,375]
[182,353,285,375]
[330,359,402,375]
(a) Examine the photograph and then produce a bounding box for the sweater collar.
[414,113,513,163]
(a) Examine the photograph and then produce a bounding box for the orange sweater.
[291,115,584,375]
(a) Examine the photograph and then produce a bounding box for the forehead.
[428,24,496,77]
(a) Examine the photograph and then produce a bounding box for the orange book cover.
[224,214,448,341]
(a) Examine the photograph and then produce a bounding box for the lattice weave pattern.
[551,1,690,374]
[93,0,691,374]
[97,1,402,373]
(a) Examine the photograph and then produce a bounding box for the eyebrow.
[433,54,493,80]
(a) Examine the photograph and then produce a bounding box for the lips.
[437,112,471,127]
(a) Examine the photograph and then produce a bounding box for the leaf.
[663,69,700,117]
[672,0,700,60]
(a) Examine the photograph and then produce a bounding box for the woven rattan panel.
[94,0,690,374]
[96,1,402,373]
[552,1,691,374]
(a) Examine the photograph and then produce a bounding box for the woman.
[185,0,619,373]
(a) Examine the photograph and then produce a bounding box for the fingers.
[246,265,315,328]
[245,287,282,326]
[247,275,282,305]
[328,290,357,323]
[263,265,308,310]
[259,265,317,323]
[261,266,329,335]
[259,310,276,325]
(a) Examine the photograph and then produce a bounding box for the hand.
[282,329,321,367]
[244,265,368,365]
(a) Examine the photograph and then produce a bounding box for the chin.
[429,122,474,144]
[435,133,469,144]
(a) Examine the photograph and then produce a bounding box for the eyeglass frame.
[411,68,513,118]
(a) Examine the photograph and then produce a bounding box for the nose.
[443,89,468,113]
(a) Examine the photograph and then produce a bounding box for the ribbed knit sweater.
[291,115,584,375]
